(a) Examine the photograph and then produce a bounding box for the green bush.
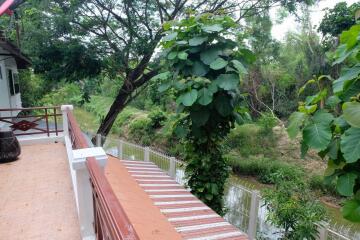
[309,174,338,196]
[148,108,167,129]
[224,123,277,158]
[257,112,278,135]
[39,83,83,106]
[227,155,304,184]
[263,177,326,239]
[128,116,152,145]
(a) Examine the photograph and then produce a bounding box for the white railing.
[95,136,355,240]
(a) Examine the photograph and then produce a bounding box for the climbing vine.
[288,24,360,222]
[155,14,254,213]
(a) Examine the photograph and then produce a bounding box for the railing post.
[248,190,260,240]
[96,134,102,147]
[144,147,150,162]
[117,139,123,159]
[317,222,328,240]
[169,157,176,178]
[72,148,107,240]
[61,105,74,137]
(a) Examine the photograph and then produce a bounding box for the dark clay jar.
[0,129,21,163]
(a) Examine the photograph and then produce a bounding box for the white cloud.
[271,0,359,41]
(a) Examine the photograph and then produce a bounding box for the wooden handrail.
[66,111,139,240]
[0,106,62,137]
[0,106,61,111]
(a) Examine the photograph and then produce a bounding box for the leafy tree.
[287,24,360,222]
[157,14,254,213]
[319,2,360,37]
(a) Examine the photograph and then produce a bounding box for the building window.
[8,69,14,95]
[13,72,20,94]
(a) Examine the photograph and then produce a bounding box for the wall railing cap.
[61,105,74,111]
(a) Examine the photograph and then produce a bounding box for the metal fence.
[95,135,354,240]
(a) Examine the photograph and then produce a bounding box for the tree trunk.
[94,84,130,142]
[93,70,158,143]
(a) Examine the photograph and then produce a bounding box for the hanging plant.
[156,14,254,213]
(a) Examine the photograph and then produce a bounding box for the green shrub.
[257,112,278,135]
[309,174,338,196]
[148,108,167,129]
[128,116,152,145]
[224,123,277,158]
[227,155,304,184]
[40,83,83,106]
[263,177,326,239]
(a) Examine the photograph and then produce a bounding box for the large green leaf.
[181,89,198,106]
[287,112,306,139]
[337,173,357,196]
[343,102,360,128]
[303,123,332,151]
[167,51,177,60]
[200,48,220,65]
[190,108,210,126]
[215,74,239,90]
[215,94,232,117]
[340,25,360,49]
[341,127,360,163]
[312,110,334,125]
[231,60,248,74]
[333,65,360,93]
[202,24,223,33]
[152,71,170,81]
[192,61,208,77]
[189,36,208,46]
[178,51,188,60]
[325,159,345,176]
[197,88,213,106]
[163,32,178,41]
[210,57,228,70]
[342,199,360,222]
[158,82,171,92]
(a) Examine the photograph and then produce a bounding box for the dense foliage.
[157,14,254,213]
[319,2,360,37]
[288,24,360,222]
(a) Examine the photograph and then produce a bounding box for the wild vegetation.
[2,0,360,238]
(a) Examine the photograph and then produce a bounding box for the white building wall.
[0,47,22,128]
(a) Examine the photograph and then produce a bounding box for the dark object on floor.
[0,129,20,163]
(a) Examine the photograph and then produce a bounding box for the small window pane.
[13,73,19,94]
[8,69,14,95]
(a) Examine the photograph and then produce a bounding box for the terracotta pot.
[0,129,21,163]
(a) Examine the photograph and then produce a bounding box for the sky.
[271,0,359,41]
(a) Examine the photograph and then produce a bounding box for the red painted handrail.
[67,111,139,240]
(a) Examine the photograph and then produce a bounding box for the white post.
[317,222,328,240]
[117,140,123,159]
[96,134,102,147]
[144,147,150,162]
[60,105,74,137]
[169,157,176,178]
[248,190,260,240]
[72,147,107,240]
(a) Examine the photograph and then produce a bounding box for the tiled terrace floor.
[106,156,248,240]
[0,143,81,240]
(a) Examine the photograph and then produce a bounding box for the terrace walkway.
[0,143,81,240]
[105,156,248,240]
